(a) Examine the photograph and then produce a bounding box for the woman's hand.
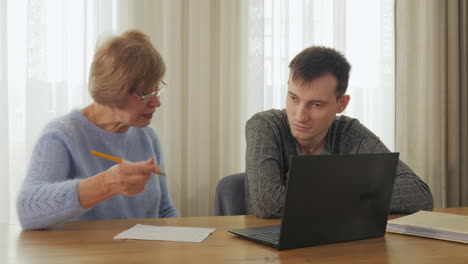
[78,158,163,208]
[104,158,161,196]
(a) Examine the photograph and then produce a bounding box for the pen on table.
[90,150,165,176]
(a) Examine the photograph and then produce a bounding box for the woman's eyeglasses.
[132,81,166,104]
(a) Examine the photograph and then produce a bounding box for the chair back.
[214,173,246,216]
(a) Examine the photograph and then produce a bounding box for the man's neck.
[297,138,325,155]
[295,128,329,155]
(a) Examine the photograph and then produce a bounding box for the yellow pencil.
[91,150,127,163]
[90,150,165,176]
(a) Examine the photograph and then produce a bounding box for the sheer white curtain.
[2,0,93,224]
[245,0,395,150]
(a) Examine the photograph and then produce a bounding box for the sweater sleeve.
[156,152,178,218]
[353,124,434,213]
[150,130,178,218]
[245,114,286,219]
[16,133,87,230]
[158,175,178,218]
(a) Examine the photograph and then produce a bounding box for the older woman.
[17,30,178,230]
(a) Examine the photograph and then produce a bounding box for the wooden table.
[2,208,468,264]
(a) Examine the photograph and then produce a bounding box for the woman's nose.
[147,94,161,108]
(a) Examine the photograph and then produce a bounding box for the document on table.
[114,224,216,243]
[387,211,468,244]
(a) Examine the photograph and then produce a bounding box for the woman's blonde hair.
[89,30,166,108]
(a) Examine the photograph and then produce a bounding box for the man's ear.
[336,95,350,113]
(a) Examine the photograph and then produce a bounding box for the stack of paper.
[114,224,216,243]
[387,211,468,244]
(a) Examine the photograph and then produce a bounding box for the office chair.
[214,173,246,216]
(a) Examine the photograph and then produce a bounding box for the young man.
[245,46,433,219]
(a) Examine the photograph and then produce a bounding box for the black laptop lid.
[277,153,399,250]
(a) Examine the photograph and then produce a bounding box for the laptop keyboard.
[228,225,281,248]
[252,232,280,244]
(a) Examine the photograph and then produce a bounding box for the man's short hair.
[289,46,351,98]
[89,30,166,108]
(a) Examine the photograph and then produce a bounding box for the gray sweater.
[245,109,434,218]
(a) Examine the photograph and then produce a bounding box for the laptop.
[229,153,399,250]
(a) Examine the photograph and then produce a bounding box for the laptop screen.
[277,153,399,250]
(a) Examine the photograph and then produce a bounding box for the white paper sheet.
[114,224,216,243]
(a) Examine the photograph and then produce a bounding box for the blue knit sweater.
[17,110,178,230]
